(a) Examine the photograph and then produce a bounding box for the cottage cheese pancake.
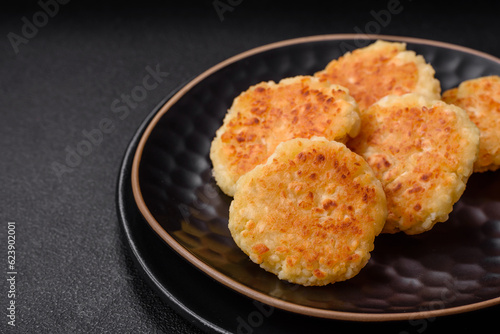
[210,75,360,196]
[315,40,441,111]
[442,75,500,172]
[348,93,479,234]
[229,137,387,286]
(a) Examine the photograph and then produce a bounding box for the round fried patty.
[210,75,360,196]
[348,93,480,234]
[229,137,387,286]
[315,40,441,111]
[443,75,500,172]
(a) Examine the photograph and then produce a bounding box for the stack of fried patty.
[209,40,497,286]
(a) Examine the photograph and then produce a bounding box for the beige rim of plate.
[131,34,500,322]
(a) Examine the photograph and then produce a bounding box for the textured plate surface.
[131,35,500,321]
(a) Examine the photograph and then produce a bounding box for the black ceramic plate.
[127,35,500,322]
[116,107,500,334]
[117,93,500,334]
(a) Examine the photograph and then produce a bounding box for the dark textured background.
[1,1,500,333]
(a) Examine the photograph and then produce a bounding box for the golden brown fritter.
[229,137,387,286]
[315,40,441,111]
[210,75,360,196]
[442,75,500,172]
[348,94,480,235]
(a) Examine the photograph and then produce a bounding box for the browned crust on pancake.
[229,137,387,286]
[348,94,479,234]
[315,40,441,111]
[442,75,500,172]
[210,75,360,196]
